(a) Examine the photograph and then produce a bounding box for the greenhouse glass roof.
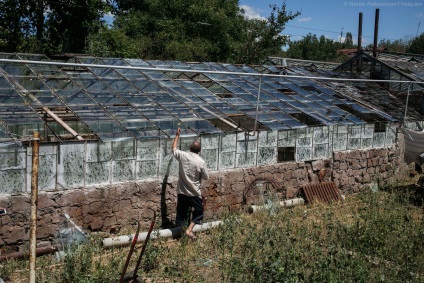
[0,53,396,144]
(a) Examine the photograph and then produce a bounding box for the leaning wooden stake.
[29,132,40,283]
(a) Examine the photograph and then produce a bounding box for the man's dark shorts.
[176,194,204,227]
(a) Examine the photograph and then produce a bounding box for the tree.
[87,1,299,64]
[0,0,110,54]
[343,32,354,48]
[0,0,36,52]
[379,37,412,53]
[285,33,346,62]
[44,0,110,53]
[408,33,424,54]
[98,0,244,61]
[233,4,300,64]
[2,0,301,63]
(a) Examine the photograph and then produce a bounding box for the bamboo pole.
[29,131,40,283]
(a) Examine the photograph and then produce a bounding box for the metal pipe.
[373,9,380,58]
[103,220,222,248]
[247,197,305,213]
[29,131,40,283]
[357,12,363,73]
[0,58,421,85]
[358,12,363,51]
[403,82,412,123]
[252,75,263,135]
[0,246,58,262]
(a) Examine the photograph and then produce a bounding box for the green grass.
[2,187,424,282]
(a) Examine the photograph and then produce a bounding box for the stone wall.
[0,135,412,250]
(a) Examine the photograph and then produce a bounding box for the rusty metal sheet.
[301,182,341,204]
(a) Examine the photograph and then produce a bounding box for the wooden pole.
[29,131,40,283]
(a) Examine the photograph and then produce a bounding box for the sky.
[240,0,424,46]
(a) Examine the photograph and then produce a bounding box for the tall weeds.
[1,189,423,282]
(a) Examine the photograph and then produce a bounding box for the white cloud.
[240,5,266,20]
[297,17,312,23]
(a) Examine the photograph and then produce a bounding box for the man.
[172,128,209,240]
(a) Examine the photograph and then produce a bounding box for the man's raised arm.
[172,128,181,151]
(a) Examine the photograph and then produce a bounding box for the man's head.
[189,141,201,154]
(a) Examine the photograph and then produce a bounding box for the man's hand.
[172,128,181,150]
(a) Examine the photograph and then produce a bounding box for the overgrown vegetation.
[1,187,424,282]
[0,0,299,64]
[2,1,423,63]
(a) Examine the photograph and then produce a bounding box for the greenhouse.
[0,53,406,194]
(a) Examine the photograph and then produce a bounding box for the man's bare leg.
[185,222,196,240]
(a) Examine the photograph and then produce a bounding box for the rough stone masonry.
[0,133,412,250]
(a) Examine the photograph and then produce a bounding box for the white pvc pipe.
[103,220,222,248]
[247,197,305,213]
[103,198,304,248]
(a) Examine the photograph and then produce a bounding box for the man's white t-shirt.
[172,148,209,198]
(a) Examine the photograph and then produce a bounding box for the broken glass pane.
[362,138,373,149]
[112,140,135,160]
[113,160,135,182]
[86,161,111,185]
[57,143,85,189]
[236,152,256,168]
[86,142,112,162]
[219,151,235,169]
[333,133,347,151]
[296,147,312,161]
[313,144,328,159]
[386,124,396,145]
[201,149,218,171]
[137,160,157,178]
[258,131,277,147]
[278,130,296,147]
[220,134,236,152]
[348,138,361,150]
[362,124,374,138]
[313,126,329,144]
[36,145,57,191]
[257,147,276,166]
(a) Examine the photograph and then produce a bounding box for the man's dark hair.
[190,141,201,153]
